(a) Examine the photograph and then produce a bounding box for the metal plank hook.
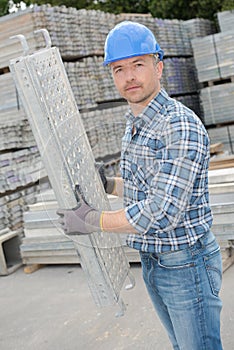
[34,28,52,49]
[9,34,29,56]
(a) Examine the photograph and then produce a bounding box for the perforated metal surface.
[9,34,134,314]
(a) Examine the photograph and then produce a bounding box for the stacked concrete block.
[81,105,128,160]
[182,18,216,40]
[162,57,198,95]
[35,5,116,59]
[217,10,234,33]
[192,32,234,82]
[154,18,192,57]
[209,168,234,244]
[0,147,46,193]
[200,82,234,126]
[191,10,234,152]
[0,9,46,69]
[208,126,233,155]
[64,56,121,110]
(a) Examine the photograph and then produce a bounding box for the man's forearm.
[111,177,124,197]
[101,208,138,234]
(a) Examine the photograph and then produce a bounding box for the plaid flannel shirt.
[120,89,213,253]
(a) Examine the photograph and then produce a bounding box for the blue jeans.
[140,231,223,350]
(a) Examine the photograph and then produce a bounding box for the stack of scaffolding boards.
[209,167,234,240]
[0,183,48,234]
[208,125,234,155]
[200,82,234,126]
[20,189,137,265]
[0,147,46,194]
[0,9,45,69]
[161,57,198,95]
[21,167,234,266]
[191,33,234,83]
[0,73,35,150]
[0,6,116,68]
[153,17,214,116]
[64,57,121,110]
[191,10,234,154]
[183,18,216,40]
[81,105,128,161]
[21,189,80,265]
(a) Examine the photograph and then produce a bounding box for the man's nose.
[125,67,135,82]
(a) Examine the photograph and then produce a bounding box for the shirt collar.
[124,89,171,128]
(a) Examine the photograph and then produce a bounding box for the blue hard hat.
[103,21,164,66]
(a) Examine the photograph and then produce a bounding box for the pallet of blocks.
[20,166,234,272]
[20,189,138,266]
[209,167,234,271]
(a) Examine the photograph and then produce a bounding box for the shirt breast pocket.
[131,146,160,190]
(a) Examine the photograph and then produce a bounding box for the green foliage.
[1,0,234,19]
[222,0,234,11]
[28,0,92,9]
[148,0,223,20]
[0,0,9,16]
[90,0,150,14]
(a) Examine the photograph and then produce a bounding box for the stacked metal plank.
[154,17,217,117]
[0,9,46,69]
[35,5,116,59]
[21,189,76,265]
[0,182,49,234]
[182,18,216,39]
[64,57,121,110]
[209,168,234,246]
[161,57,198,95]
[191,10,234,154]
[192,32,234,82]
[154,18,192,56]
[200,83,234,126]
[81,105,128,160]
[208,126,234,155]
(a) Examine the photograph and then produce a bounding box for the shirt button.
[131,164,137,172]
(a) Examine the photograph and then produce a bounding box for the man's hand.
[96,162,115,194]
[57,198,102,235]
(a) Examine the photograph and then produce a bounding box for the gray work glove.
[56,198,102,235]
[96,162,115,194]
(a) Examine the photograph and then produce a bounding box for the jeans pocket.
[203,247,222,297]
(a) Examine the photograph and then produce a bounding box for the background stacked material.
[191,10,234,153]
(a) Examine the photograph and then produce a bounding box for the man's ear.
[156,61,163,78]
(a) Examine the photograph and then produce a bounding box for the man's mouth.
[125,85,141,92]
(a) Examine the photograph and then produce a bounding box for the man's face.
[110,55,163,114]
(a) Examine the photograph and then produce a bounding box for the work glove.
[96,162,115,194]
[56,197,102,235]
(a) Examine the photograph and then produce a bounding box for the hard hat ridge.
[103,21,164,66]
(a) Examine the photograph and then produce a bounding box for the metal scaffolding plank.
[9,29,134,315]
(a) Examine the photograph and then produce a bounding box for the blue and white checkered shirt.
[120,89,213,253]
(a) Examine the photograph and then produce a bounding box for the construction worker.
[57,21,223,350]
